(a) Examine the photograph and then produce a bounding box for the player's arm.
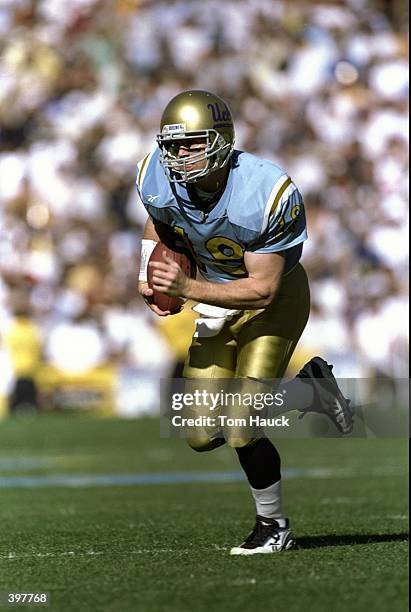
[142,216,160,241]
[138,218,171,316]
[150,250,285,310]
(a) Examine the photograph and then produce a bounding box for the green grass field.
[0,415,408,612]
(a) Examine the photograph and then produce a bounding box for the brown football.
[147,242,197,314]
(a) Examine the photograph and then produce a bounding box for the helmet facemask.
[156,129,234,183]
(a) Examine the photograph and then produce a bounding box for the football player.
[137,90,353,555]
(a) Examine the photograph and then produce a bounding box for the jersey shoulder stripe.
[136,147,157,191]
[269,177,292,217]
[136,153,150,189]
[261,175,297,233]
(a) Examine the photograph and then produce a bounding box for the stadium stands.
[0,0,408,413]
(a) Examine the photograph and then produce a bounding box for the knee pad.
[186,436,226,453]
[225,436,254,449]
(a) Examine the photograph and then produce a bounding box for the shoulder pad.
[136,147,175,210]
[226,151,289,233]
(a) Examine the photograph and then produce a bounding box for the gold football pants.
[182,263,310,450]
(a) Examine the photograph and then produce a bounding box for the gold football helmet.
[156,90,235,183]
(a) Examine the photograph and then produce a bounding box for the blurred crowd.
[0,0,408,405]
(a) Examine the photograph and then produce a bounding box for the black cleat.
[297,356,354,434]
[230,516,296,555]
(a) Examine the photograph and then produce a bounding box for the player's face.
[168,138,208,171]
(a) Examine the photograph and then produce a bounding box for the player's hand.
[148,252,190,297]
[138,281,171,317]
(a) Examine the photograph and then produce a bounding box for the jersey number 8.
[174,227,247,277]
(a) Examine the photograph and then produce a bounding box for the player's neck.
[193,166,230,194]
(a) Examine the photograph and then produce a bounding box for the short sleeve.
[247,180,307,253]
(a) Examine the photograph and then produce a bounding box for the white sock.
[250,480,286,525]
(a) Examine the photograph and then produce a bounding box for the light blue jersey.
[136,148,307,282]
